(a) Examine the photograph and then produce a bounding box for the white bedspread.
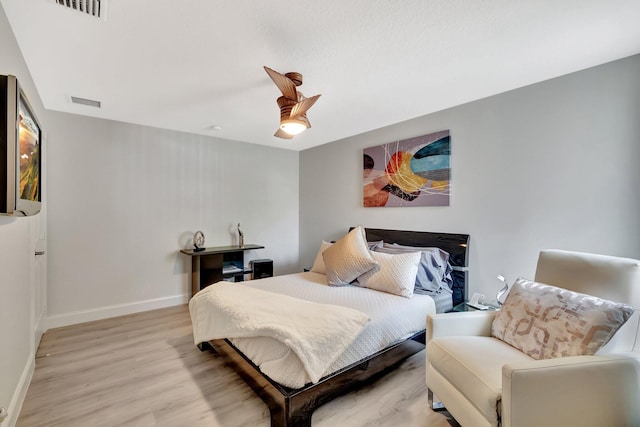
[190,272,435,388]
[189,281,370,385]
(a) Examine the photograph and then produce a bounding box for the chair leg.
[428,388,446,411]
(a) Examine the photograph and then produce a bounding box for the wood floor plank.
[18,304,459,427]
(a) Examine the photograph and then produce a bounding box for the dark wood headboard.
[353,227,470,307]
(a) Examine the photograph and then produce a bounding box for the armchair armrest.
[426,311,498,341]
[502,353,640,427]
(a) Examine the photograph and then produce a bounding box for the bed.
[190,227,470,427]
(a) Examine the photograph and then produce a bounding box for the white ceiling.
[2,0,640,151]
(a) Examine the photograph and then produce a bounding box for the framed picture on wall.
[363,130,450,207]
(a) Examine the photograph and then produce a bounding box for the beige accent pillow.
[310,241,333,274]
[356,250,421,298]
[491,277,634,360]
[323,226,379,286]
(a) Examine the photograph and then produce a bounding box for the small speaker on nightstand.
[250,259,273,280]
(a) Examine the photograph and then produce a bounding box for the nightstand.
[452,302,499,312]
[180,244,265,296]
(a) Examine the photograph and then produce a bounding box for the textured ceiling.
[2,0,640,151]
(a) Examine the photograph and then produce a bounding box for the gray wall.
[300,54,640,300]
[0,4,48,425]
[45,113,300,326]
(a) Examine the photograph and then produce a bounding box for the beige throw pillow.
[323,226,379,286]
[356,250,421,298]
[491,277,634,359]
[310,241,333,274]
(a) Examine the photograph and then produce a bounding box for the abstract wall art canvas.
[363,130,450,207]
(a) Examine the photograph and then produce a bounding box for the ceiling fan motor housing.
[277,96,296,119]
[277,96,310,127]
[284,72,303,86]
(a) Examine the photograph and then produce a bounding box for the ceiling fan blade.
[264,66,297,100]
[274,128,294,139]
[290,94,321,119]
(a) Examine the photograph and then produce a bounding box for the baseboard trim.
[34,313,45,350]
[5,351,35,427]
[44,294,189,330]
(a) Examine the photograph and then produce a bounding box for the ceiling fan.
[264,66,321,139]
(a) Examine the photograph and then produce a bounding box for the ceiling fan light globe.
[280,120,307,135]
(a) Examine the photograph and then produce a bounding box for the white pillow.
[357,251,421,298]
[374,243,453,294]
[310,241,333,274]
[323,226,379,286]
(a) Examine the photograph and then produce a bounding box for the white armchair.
[426,249,640,427]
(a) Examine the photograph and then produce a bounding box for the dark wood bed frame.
[200,227,470,427]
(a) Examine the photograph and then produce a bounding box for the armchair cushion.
[491,277,634,360]
[427,336,533,422]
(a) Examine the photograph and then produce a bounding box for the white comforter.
[189,281,370,386]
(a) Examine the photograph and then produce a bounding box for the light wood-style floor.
[18,304,459,427]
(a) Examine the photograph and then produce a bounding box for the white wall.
[300,54,640,300]
[0,4,48,426]
[45,113,299,326]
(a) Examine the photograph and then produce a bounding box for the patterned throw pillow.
[323,226,379,286]
[491,277,634,359]
[356,250,421,298]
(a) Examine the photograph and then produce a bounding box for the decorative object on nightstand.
[237,223,244,248]
[193,230,205,252]
[465,292,494,310]
[496,274,509,305]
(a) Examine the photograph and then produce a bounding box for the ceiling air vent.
[71,96,101,108]
[55,0,106,20]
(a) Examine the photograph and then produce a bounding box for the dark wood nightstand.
[180,244,264,296]
[452,302,499,312]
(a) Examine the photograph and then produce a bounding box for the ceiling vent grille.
[55,0,106,19]
[71,96,101,108]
